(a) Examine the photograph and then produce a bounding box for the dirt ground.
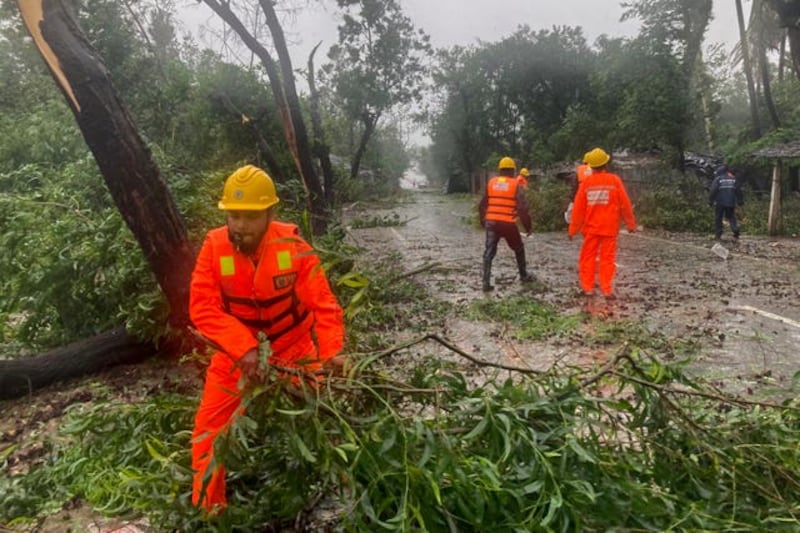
[3,189,800,531]
[345,190,800,397]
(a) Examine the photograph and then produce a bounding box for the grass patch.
[588,319,702,359]
[468,295,581,340]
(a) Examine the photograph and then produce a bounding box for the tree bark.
[350,112,378,181]
[5,0,197,398]
[758,42,781,130]
[307,42,337,206]
[259,0,328,233]
[788,26,800,80]
[736,0,763,138]
[0,328,155,400]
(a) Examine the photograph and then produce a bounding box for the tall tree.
[325,0,431,181]
[751,0,782,129]
[201,0,329,233]
[3,0,196,398]
[16,0,193,328]
[736,0,763,137]
[621,0,712,79]
[621,0,712,161]
[765,0,800,79]
[306,42,337,205]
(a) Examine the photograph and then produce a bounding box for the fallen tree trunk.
[17,0,195,329]
[0,328,156,401]
[2,1,195,398]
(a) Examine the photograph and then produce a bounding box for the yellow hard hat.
[498,156,516,170]
[218,165,279,210]
[520,168,530,177]
[584,148,610,169]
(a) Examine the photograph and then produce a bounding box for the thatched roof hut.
[751,140,800,159]
[751,141,800,236]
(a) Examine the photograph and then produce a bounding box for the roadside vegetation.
[3,259,799,529]
[2,0,800,530]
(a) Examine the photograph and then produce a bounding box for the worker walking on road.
[517,167,530,189]
[479,156,533,291]
[568,148,637,298]
[189,165,345,513]
[708,164,743,240]
[564,152,592,224]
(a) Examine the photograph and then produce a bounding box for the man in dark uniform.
[479,156,533,291]
[708,164,744,240]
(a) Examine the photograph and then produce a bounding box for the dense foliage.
[2,0,800,530]
[3,297,799,530]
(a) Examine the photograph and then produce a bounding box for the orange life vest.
[190,220,344,363]
[485,176,519,224]
[211,223,313,343]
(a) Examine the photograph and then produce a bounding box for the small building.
[751,141,800,236]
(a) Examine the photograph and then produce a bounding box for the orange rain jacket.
[516,173,528,189]
[190,221,344,367]
[576,163,592,184]
[189,221,344,511]
[570,163,593,200]
[568,169,636,237]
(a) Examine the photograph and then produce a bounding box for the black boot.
[515,249,533,283]
[482,259,494,291]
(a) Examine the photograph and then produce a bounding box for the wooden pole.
[767,163,782,236]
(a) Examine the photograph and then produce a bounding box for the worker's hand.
[323,354,350,376]
[237,349,264,381]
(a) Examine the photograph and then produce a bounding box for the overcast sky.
[178,0,742,147]
[181,0,741,64]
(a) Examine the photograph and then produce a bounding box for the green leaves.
[4,353,800,530]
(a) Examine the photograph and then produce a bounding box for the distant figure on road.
[708,164,743,240]
[517,167,530,189]
[479,156,533,291]
[568,148,637,298]
[564,152,592,224]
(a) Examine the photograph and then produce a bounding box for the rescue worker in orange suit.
[564,153,592,223]
[517,167,530,189]
[568,148,637,298]
[188,165,345,513]
[479,156,533,291]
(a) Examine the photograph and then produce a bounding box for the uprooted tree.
[1,0,335,399]
[0,0,197,399]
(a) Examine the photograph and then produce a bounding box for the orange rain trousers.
[191,337,322,512]
[578,233,618,296]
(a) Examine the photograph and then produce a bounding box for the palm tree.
[765,0,800,79]
[735,0,763,137]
